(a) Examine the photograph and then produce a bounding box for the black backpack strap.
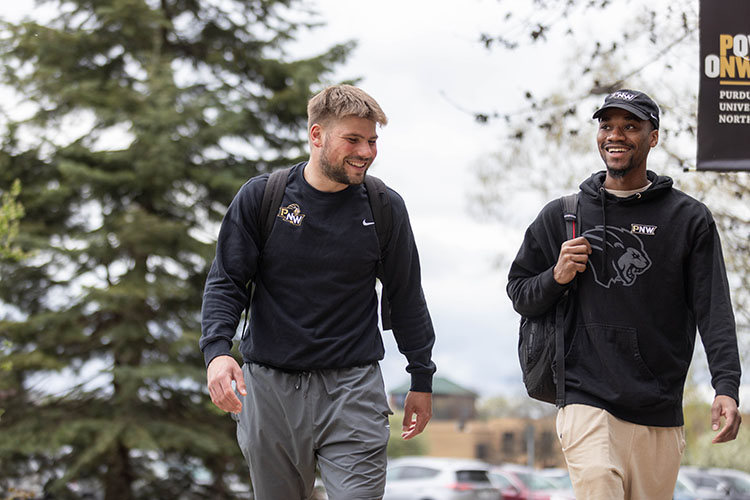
[238,166,291,341]
[260,167,292,245]
[364,174,394,331]
[556,193,579,407]
[364,174,393,254]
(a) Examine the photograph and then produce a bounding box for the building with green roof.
[389,376,478,421]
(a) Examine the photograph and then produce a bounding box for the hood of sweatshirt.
[577,170,673,286]
[579,169,673,201]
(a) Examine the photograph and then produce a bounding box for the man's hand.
[711,395,741,444]
[401,391,432,440]
[554,236,591,285]
[207,355,246,414]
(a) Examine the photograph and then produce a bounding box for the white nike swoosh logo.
[362,219,375,226]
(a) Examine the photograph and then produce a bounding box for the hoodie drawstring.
[599,187,608,281]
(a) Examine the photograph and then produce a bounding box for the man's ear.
[650,128,659,148]
[309,123,324,148]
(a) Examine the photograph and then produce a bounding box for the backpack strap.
[260,167,292,245]
[556,193,579,407]
[238,166,291,341]
[364,174,394,331]
[561,193,578,240]
[363,175,392,257]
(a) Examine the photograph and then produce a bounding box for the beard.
[605,160,638,179]
[320,142,368,186]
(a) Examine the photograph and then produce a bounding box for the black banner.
[697,0,750,171]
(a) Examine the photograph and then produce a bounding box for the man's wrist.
[203,339,233,368]
[409,373,433,393]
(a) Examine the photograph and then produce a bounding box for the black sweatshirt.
[508,170,741,426]
[200,163,436,392]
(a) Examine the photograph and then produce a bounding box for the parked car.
[489,470,525,500]
[679,466,748,500]
[489,465,575,500]
[673,476,703,500]
[537,468,573,491]
[384,456,501,500]
[704,468,750,499]
[527,468,719,500]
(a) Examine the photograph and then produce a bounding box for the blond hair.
[307,84,388,130]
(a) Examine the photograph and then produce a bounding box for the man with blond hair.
[200,84,436,499]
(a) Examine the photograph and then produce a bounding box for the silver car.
[384,456,501,500]
[679,466,739,500]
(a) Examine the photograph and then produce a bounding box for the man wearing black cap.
[507,89,742,500]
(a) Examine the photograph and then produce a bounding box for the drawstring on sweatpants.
[294,372,312,398]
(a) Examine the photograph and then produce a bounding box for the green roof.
[389,376,478,397]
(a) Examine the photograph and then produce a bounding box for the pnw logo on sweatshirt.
[631,223,657,236]
[277,203,306,226]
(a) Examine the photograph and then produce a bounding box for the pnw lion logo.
[582,225,651,288]
[277,203,306,226]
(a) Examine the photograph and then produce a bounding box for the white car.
[384,456,501,500]
[678,466,736,500]
[704,468,750,498]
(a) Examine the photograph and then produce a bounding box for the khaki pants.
[557,404,685,500]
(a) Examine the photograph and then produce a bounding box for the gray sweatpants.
[234,362,392,500]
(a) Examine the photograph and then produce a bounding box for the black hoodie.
[200,163,436,392]
[508,170,741,426]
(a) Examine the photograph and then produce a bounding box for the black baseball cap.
[592,89,660,129]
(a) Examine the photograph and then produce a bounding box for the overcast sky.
[288,0,554,397]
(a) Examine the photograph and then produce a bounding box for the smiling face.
[308,115,378,191]
[597,108,659,181]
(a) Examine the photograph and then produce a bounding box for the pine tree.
[0,179,28,262]
[0,1,351,498]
